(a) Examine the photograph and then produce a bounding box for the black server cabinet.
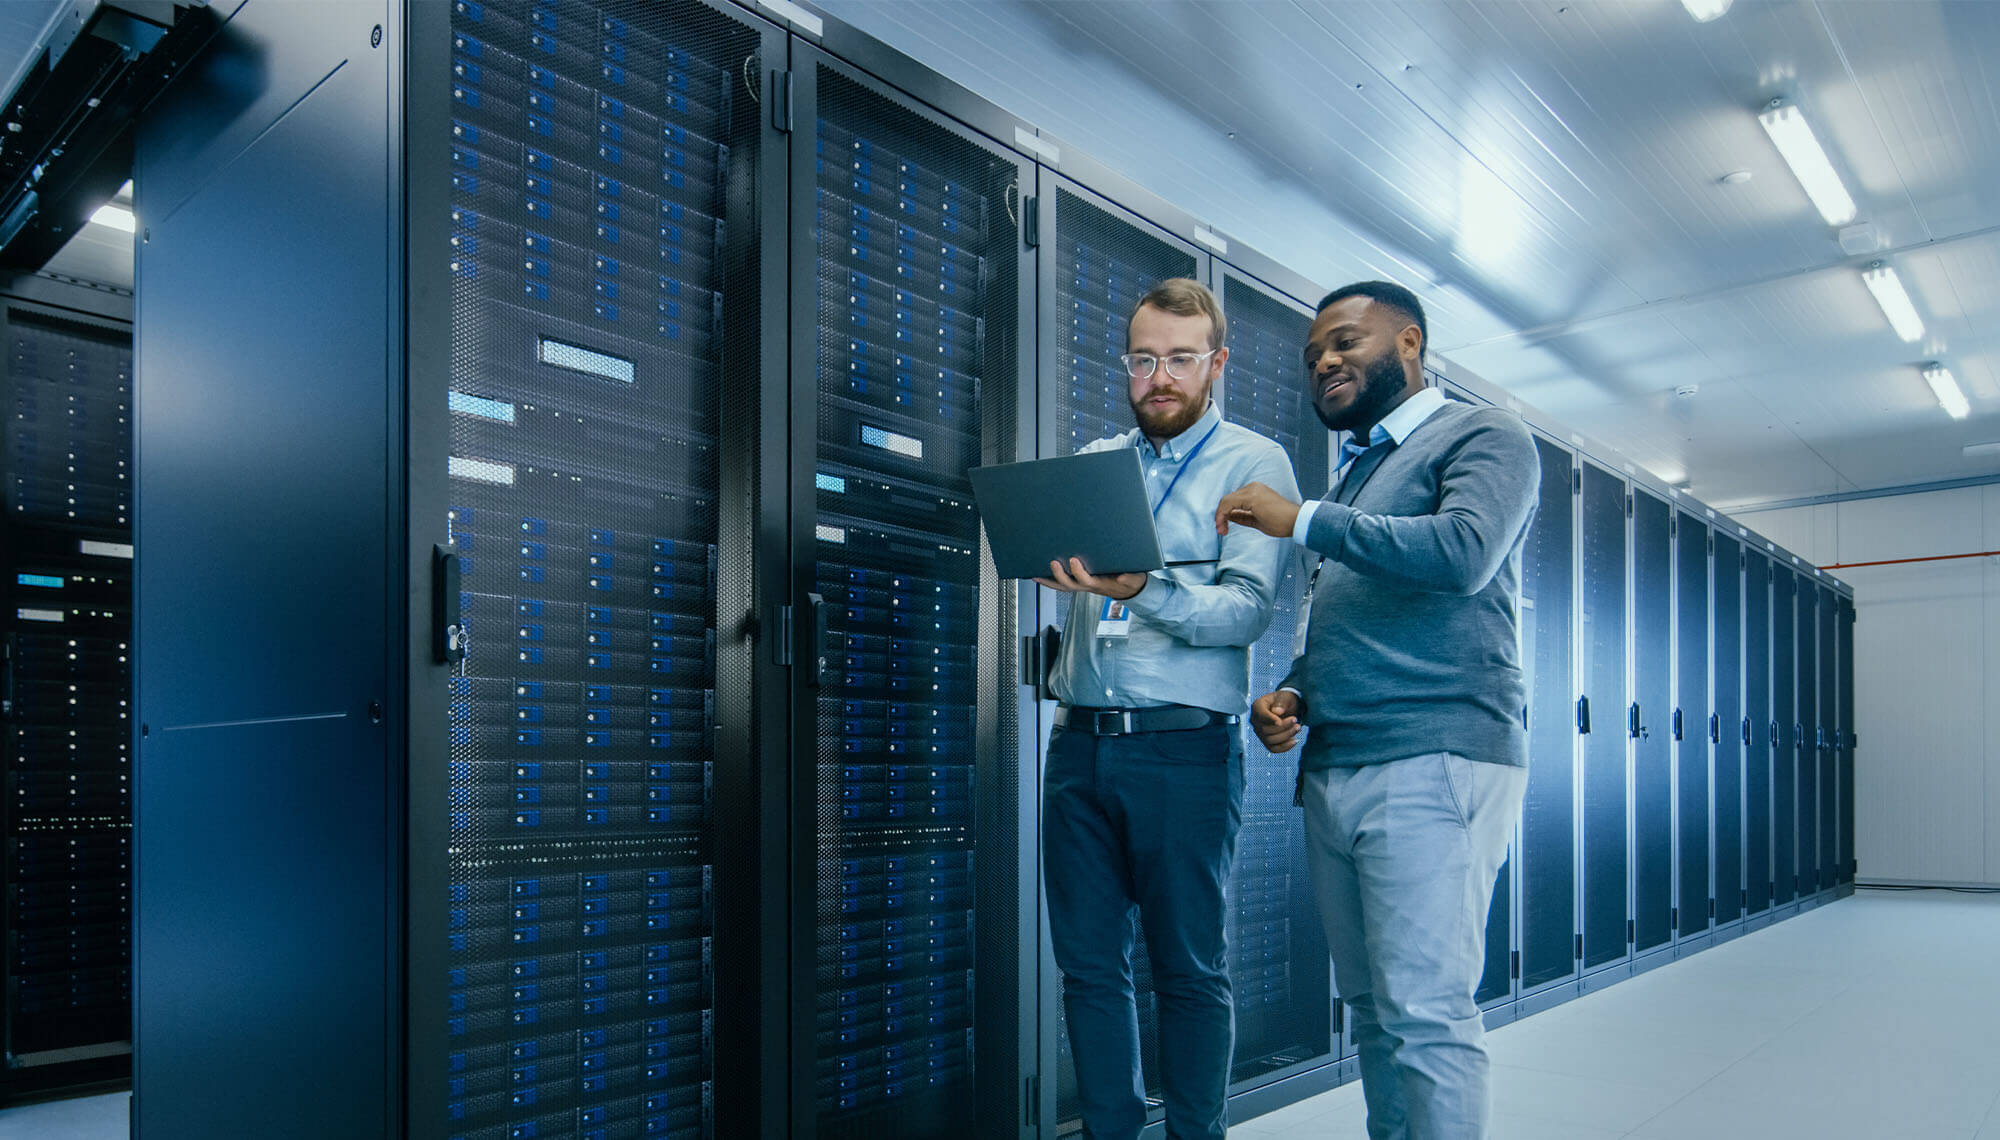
[1674,512,1710,940]
[1,292,134,1096]
[792,52,1034,1140]
[1770,569,1795,906]
[1710,534,1742,926]
[1817,585,1838,893]
[1212,268,1337,1078]
[1579,463,1628,971]
[1035,176,1203,1129]
[1519,436,1576,992]
[1793,576,1817,895]
[1837,597,1855,884]
[136,1,790,1136]
[1743,552,1773,917]
[1630,490,1672,955]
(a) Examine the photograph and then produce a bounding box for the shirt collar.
[1340,386,1448,465]
[1142,400,1222,461]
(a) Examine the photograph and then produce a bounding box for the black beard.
[1313,350,1407,434]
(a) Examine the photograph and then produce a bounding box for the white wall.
[1735,486,2000,886]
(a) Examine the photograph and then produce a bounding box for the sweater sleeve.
[1301,411,1540,596]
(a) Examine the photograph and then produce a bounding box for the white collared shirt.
[1291,386,1449,543]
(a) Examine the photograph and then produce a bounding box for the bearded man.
[1036,276,1297,1140]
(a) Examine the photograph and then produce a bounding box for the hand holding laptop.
[1033,556,1149,600]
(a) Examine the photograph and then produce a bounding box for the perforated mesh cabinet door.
[1816,585,1837,893]
[430,3,772,1135]
[1837,596,1855,885]
[1520,436,1576,991]
[1579,463,1628,971]
[1711,534,1743,925]
[1214,269,1334,1080]
[1631,490,1672,954]
[799,55,1027,1140]
[1775,569,1799,906]
[1674,513,1711,940]
[1,304,133,1078]
[1743,552,1772,916]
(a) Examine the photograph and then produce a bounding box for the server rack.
[1211,267,1338,1080]
[1816,583,1838,895]
[1578,463,1628,976]
[1837,597,1856,886]
[1710,532,1743,928]
[789,49,1035,1139]
[1743,550,1774,920]
[0,288,135,1100]
[1519,435,1577,998]
[1033,173,1203,1131]
[136,1,792,1136]
[1630,490,1672,959]
[1673,510,1710,943]
[1784,564,1800,900]
[1792,571,1817,898]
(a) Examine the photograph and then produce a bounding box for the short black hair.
[1316,280,1427,360]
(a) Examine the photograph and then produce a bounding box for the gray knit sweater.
[1282,400,1541,769]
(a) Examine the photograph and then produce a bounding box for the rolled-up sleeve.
[1125,444,1299,647]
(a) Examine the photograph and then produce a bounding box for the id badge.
[1097,596,1133,638]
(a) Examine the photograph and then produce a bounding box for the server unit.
[1674,509,1711,945]
[1,283,135,1100]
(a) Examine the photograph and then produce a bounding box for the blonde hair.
[1130,277,1226,350]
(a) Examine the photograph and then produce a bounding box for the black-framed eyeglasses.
[1119,349,1218,381]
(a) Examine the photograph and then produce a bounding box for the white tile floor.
[1233,890,2000,1140]
[3,891,1997,1139]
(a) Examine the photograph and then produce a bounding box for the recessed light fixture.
[1719,170,1753,185]
[89,202,135,233]
[1862,262,1924,344]
[1681,0,1733,20]
[1757,98,1856,226]
[1923,363,1969,420]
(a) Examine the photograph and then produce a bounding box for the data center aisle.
[6,890,1999,1139]
[1233,890,2000,1140]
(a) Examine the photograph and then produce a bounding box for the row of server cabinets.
[0,280,135,1100]
[123,0,1856,1137]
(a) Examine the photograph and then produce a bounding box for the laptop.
[968,448,1218,580]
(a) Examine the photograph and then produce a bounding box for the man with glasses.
[1214,280,1538,1139]
[1035,277,1298,1140]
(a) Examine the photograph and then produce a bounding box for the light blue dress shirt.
[1049,401,1300,715]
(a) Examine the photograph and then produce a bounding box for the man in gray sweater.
[1214,280,1540,1139]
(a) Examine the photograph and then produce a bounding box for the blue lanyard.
[1145,422,1220,518]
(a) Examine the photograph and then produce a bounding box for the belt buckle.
[1092,709,1129,735]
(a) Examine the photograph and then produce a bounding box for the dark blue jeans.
[1043,722,1245,1140]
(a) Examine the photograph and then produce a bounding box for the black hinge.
[1574,934,1583,960]
[1626,492,1635,517]
[1739,551,1746,570]
[1627,919,1634,944]
[1708,534,1715,555]
[772,604,794,666]
[1670,515,1678,537]
[1572,469,1582,495]
[1708,897,1716,919]
[1022,195,1039,246]
[1672,906,1678,928]
[1740,888,1748,908]
[1023,1075,1039,1123]
[1511,949,1520,980]
[769,69,793,133]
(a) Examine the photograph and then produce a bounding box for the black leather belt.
[1053,705,1238,736]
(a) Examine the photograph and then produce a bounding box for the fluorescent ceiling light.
[1923,364,1970,420]
[1757,99,1856,226]
[1681,0,1733,21]
[89,202,135,233]
[1862,263,1924,343]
